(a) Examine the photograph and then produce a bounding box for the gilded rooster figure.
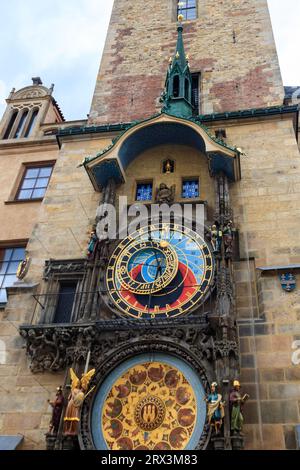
[63,368,95,436]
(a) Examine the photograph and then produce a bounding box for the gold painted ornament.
[101,362,197,450]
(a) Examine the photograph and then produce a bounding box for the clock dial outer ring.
[115,239,179,295]
[106,223,215,319]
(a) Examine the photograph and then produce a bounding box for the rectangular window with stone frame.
[182,178,200,199]
[135,182,153,202]
[16,164,54,201]
[36,260,86,325]
[0,246,26,306]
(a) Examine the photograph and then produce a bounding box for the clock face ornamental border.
[79,343,211,451]
[105,223,215,320]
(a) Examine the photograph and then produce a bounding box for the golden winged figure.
[63,368,96,436]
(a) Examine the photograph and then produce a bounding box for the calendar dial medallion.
[106,223,214,320]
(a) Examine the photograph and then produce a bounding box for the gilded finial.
[178,14,184,23]
[175,51,180,59]
[169,57,173,64]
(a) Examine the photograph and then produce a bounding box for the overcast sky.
[0,0,299,121]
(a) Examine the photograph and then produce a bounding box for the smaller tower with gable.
[0,78,64,141]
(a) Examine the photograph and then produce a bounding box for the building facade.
[0,0,299,450]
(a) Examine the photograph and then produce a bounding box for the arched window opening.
[24,109,39,137]
[173,75,180,98]
[14,109,29,139]
[3,110,18,140]
[185,78,190,101]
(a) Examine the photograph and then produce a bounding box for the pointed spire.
[161,16,194,118]
[171,18,189,72]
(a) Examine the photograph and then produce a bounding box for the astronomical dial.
[115,239,178,295]
[106,223,214,320]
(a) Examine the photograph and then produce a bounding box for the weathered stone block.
[269,384,300,400]
[240,368,257,383]
[241,354,255,368]
[261,424,285,450]
[3,413,41,432]
[260,368,285,382]
[243,401,260,424]
[283,425,298,450]
[257,352,291,369]
[241,383,268,401]
[260,400,299,424]
[239,337,250,354]
[285,368,300,382]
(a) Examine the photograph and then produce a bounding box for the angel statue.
[205,382,225,435]
[63,368,95,436]
[155,183,176,204]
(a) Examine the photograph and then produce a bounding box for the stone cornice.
[56,105,299,142]
[0,136,58,153]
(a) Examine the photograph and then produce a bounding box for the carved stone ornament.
[19,315,239,375]
[155,183,176,204]
[12,86,49,100]
[213,339,239,360]
[215,266,234,317]
[43,259,85,280]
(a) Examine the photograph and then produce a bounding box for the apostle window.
[178,1,197,20]
[17,165,53,201]
[182,179,199,199]
[0,247,26,305]
[136,182,153,201]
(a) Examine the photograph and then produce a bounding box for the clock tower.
[89,0,283,124]
[75,14,242,451]
[7,0,299,452]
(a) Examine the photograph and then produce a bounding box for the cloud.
[0,80,7,102]
[0,0,114,119]
[268,0,300,85]
[0,0,298,121]
[13,0,113,71]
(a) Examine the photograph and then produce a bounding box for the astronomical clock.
[87,223,215,450]
[106,223,214,320]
